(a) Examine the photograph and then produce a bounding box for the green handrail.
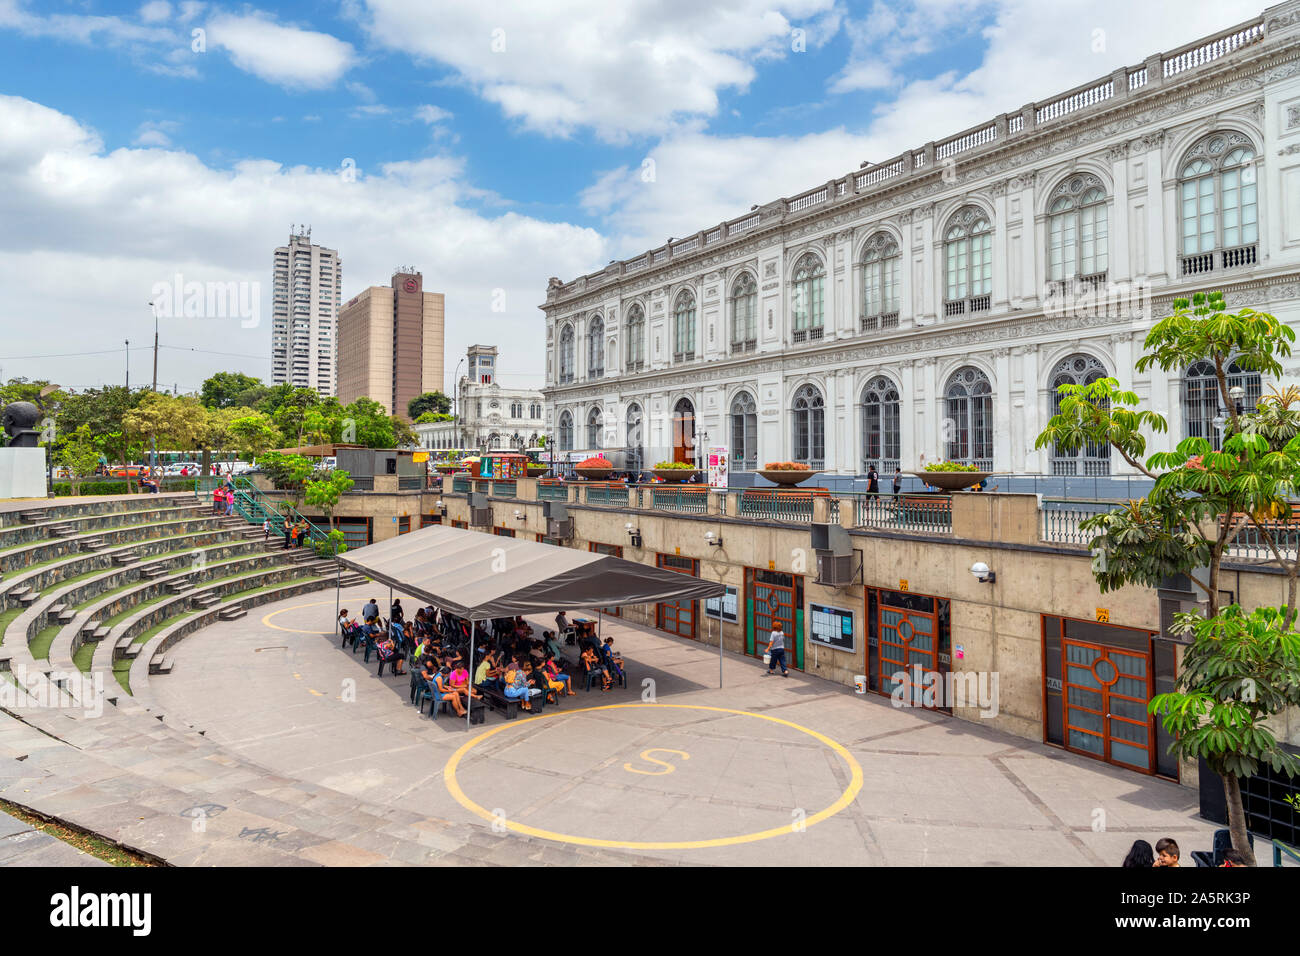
[229,476,332,547]
[1275,839,1300,867]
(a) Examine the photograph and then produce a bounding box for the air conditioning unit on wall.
[811,522,860,587]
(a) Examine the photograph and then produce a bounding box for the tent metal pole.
[466,620,473,733]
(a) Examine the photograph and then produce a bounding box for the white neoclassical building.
[414,345,545,453]
[541,2,1300,478]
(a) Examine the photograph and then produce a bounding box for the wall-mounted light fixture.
[625,521,642,549]
[706,530,724,548]
[969,561,995,583]
[513,509,525,522]
[434,498,447,517]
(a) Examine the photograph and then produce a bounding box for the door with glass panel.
[655,554,698,639]
[1062,640,1153,772]
[878,602,937,707]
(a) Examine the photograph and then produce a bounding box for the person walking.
[866,466,880,498]
[282,516,292,550]
[892,467,903,500]
[262,517,270,540]
[762,622,789,677]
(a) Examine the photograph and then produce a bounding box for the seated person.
[600,638,625,683]
[449,660,479,704]
[474,650,501,690]
[502,660,537,712]
[433,666,466,717]
[581,645,612,691]
[514,616,533,637]
[541,653,575,697]
[375,634,405,676]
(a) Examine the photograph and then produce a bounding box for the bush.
[923,461,982,472]
[763,461,812,471]
[576,456,612,468]
[653,461,696,469]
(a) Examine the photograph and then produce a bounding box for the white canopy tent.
[334,525,727,728]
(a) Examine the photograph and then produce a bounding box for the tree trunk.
[201,448,211,477]
[1222,772,1257,866]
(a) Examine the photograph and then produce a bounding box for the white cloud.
[0,94,601,390]
[353,0,838,141]
[584,0,1267,266]
[415,104,453,125]
[132,120,178,147]
[139,1,172,24]
[206,12,356,90]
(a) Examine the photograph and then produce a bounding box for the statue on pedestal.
[2,401,41,448]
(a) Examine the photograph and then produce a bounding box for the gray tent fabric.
[336,524,724,620]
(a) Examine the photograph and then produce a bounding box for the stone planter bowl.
[756,469,820,487]
[912,470,990,491]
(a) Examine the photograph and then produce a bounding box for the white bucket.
[853,675,867,694]
[762,652,771,666]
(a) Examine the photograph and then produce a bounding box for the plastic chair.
[1192,828,1253,867]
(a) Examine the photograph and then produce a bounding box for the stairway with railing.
[229,477,332,549]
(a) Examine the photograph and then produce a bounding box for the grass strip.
[0,798,159,867]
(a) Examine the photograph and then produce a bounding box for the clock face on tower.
[403,277,418,293]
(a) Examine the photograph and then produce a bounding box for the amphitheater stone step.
[48,524,76,537]
[217,605,247,621]
[148,653,173,675]
[166,580,193,595]
[140,567,167,579]
[115,636,142,659]
[80,619,101,638]
[18,510,47,523]
[190,593,219,609]
[80,538,105,552]
[111,551,139,566]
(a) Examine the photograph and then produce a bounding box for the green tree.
[55,424,102,496]
[200,372,267,410]
[270,388,322,447]
[408,391,451,419]
[228,411,280,459]
[123,393,209,470]
[57,386,145,483]
[256,451,315,507]
[1035,290,1299,864]
[390,415,417,448]
[304,469,355,531]
[0,378,66,408]
[414,411,453,424]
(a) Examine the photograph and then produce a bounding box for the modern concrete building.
[541,2,1300,479]
[414,344,544,451]
[337,270,445,416]
[271,227,341,397]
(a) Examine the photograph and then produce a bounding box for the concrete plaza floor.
[151,585,1220,866]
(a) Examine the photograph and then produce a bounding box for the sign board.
[412,451,429,463]
[955,643,965,660]
[704,585,738,623]
[899,579,909,592]
[1095,608,1110,623]
[706,445,729,489]
[809,603,855,652]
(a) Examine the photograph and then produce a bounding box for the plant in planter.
[652,460,700,482]
[757,461,818,486]
[574,456,614,479]
[915,460,988,490]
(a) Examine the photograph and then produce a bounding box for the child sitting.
[581,645,612,691]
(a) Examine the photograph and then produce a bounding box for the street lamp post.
[147,301,159,477]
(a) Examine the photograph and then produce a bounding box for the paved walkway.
[145,586,1219,866]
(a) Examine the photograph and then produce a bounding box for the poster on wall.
[809,603,855,652]
[707,445,729,489]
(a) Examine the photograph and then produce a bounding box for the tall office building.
[337,269,446,416]
[270,227,342,396]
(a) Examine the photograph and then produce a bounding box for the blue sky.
[0,0,1265,393]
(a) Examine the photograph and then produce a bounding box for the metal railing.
[491,480,517,499]
[230,477,332,548]
[1041,499,1116,545]
[650,487,708,514]
[856,493,952,533]
[738,490,816,522]
[538,483,569,501]
[452,476,471,493]
[1225,515,1300,560]
[585,485,629,507]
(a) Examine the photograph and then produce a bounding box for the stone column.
[993,348,1012,471]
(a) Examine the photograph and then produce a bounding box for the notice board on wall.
[809,603,854,652]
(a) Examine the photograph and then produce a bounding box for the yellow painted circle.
[443,703,862,850]
[261,600,338,634]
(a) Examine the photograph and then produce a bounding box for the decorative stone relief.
[1287,104,1300,129]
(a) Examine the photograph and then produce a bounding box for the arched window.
[511,433,524,451]
[944,367,993,468]
[730,274,757,352]
[488,432,502,450]
[730,391,758,470]
[1183,359,1262,451]
[558,324,575,383]
[1179,132,1258,274]
[626,403,644,473]
[943,206,992,315]
[586,406,603,449]
[791,253,825,342]
[558,411,573,451]
[510,401,523,418]
[587,315,605,379]
[672,398,695,464]
[625,304,646,371]
[673,292,696,361]
[861,376,900,473]
[791,384,825,468]
[860,233,900,331]
[1047,176,1108,285]
[1048,354,1110,476]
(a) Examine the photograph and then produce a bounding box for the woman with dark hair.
[1122,840,1155,868]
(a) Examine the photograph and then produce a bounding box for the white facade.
[414,345,545,451]
[542,2,1300,477]
[271,229,342,397]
